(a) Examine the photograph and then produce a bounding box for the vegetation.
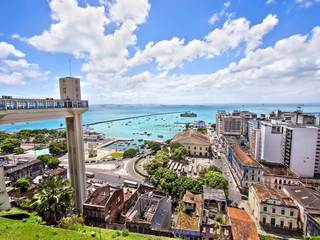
[13,146,24,154]
[123,148,139,157]
[211,123,216,129]
[258,159,266,164]
[199,165,222,178]
[305,237,320,240]
[49,141,67,156]
[0,138,21,153]
[13,178,30,193]
[0,217,173,240]
[134,157,148,178]
[170,142,183,152]
[37,154,61,169]
[196,127,207,134]
[143,150,169,175]
[171,146,188,161]
[259,236,282,240]
[58,215,85,230]
[26,176,73,225]
[0,132,15,144]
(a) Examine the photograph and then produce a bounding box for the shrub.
[122,228,129,237]
[111,230,121,238]
[57,214,84,230]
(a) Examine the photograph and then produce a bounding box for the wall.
[260,124,282,163]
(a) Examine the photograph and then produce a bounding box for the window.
[289,222,293,230]
[188,146,190,149]
[63,88,66,93]
[271,218,276,226]
[194,147,196,150]
[279,179,282,184]
[275,179,278,184]
[280,220,284,228]
[281,209,285,215]
[252,175,254,181]
[262,217,266,224]
[200,147,202,150]
[272,208,276,213]
[264,206,267,212]
[288,181,291,184]
[290,211,294,217]
[258,177,260,181]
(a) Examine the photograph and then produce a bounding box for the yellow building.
[171,130,210,157]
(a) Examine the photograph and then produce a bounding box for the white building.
[250,128,261,161]
[260,122,283,164]
[281,125,320,178]
[193,120,206,128]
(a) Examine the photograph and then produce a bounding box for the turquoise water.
[25,148,50,156]
[1,104,320,147]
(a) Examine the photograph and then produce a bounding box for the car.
[233,203,238,207]
[241,195,248,200]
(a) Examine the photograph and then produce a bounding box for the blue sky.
[0,0,320,104]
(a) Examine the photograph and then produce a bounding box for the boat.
[180,112,197,117]
[138,139,143,142]
[157,135,163,138]
[132,143,137,145]
[147,133,152,136]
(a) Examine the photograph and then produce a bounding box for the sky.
[0,0,320,104]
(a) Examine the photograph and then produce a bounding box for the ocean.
[1,104,319,146]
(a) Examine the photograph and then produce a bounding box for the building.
[228,207,259,240]
[230,146,263,190]
[305,213,320,237]
[249,184,299,232]
[175,190,202,240]
[281,125,320,177]
[83,185,124,227]
[216,110,226,138]
[171,129,210,157]
[83,131,104,141]
[0,166,11,211]
[126,191,172,235]
[249,128,261,161]
[262,162,299,190]
[45,166,68,179]
[201,187,232,240]
[193,121,206,129]
[283,185,320,225]
[4,159,44,181]
[260,121,283,164]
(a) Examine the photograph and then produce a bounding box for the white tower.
[0,166,11,211]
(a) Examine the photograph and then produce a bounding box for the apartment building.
[250,128,261,161]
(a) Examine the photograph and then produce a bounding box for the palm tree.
[27,176,73,225]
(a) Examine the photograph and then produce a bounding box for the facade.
[216,110,226,138]
[193,121,206,129]
[201,187,232,240]
[0,166,11,211]
[230,146,263,189]
[4,159,44,181]
[260,121,283,164]
[222,116,242,136]
[305,213,320,237]
[228,207,259,240]
[249,184,299,232]
[83,185,124,227]
[171,130,210,157]
[281,125,320,177]
[250,128,261,161]
[262,162,299,190]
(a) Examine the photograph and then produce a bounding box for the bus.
[124,180,139,188]
[86,171,95,178]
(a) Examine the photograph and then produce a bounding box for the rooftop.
[284,185,320,210]
[176,191,202,231]
[228,207,259,240]
[4,159,42,174]
[84,185,118,206]
[251,184,295,206]
[171,129,210,145]
[203,186,226,202]
[47,167,67,177]
[232,146,261,167]
[263,162,299,178]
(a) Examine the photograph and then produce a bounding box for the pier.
[97,138,134,149]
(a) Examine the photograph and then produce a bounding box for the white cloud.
[208,13,219,25]
[266,0,276,4]
[208,1,231,25]
[0,42,42,85]
[296,0,320,7]
[224,2,231,7]
[129,15,278,70]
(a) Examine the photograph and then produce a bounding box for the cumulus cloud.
[208,1,232,25]
[0,42,42,85]
[129,14,278,70]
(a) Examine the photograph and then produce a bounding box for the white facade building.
[260,122,283,164]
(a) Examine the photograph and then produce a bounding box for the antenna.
[69,58,72,77]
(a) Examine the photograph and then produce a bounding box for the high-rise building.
[250,128,261,160]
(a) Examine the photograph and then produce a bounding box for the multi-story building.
[249,184,299,232]
[281,125,320,177]
[260,121,283,164]
[229,146,263,190]
[193,121,206,129]
[171,129,210,157]
[5,159,44,181]
[261,162,299,190]
[216,110,226,138]
[283,111,316,126]
[250,128,261,160]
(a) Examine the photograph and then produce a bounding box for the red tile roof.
[228,207,259,240]
[232,146,260,167]
[171,129,210,144]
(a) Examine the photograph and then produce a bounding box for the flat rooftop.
[263,162,299,178]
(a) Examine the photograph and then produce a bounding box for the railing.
[0,97,88,111]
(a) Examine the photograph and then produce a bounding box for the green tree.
[150,168,178,195]
[197,127,207,134]
[151,142,161,152]
[123,148,139,157]
[26,176,73,225]
[49,141,67,156]
[171,146,189,160]
[211,123,216,129]
[33,134,45,144]
[59,130,67,138]
[13,178,30,193]
[143,150,169,175]
[199,165,222,178]
[205,171,229,195]
[1,138,21,153]
[37,154,60,169]
[13,147,24,154]
[170,142,183,151]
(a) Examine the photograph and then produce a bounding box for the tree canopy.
[49,141,67,156]
[37,154,61,169]
[123,148,139,157]
[1,138,21,153]
[171,146,188,160]
[13,178,30,193]
[170,142,184,151]
[26,176,73,225]
[143,150,169,175]
[199,165,222,178]
[13,147,24,154]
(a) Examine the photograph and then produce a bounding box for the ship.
[180,112,197,117]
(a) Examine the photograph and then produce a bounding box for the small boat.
[157,135,163,138]
[132,143,137,145]
[138,139,143,142]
